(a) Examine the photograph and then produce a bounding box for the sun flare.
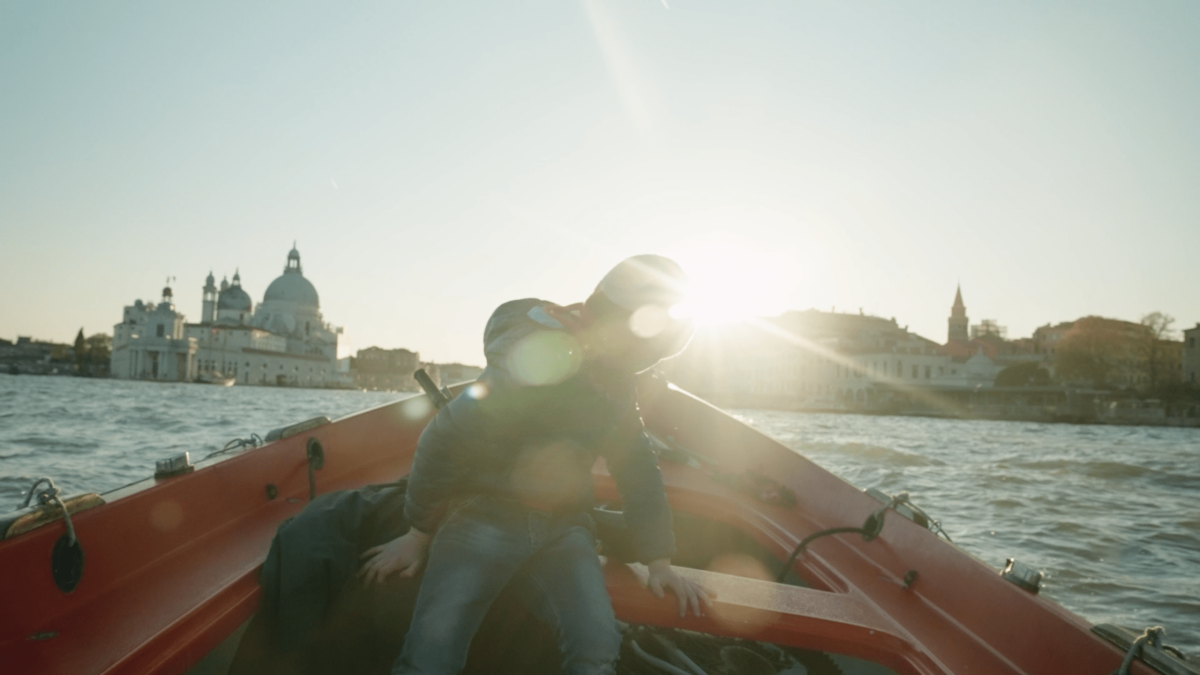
[669,233,830,326]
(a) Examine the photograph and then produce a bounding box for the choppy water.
[0,375,402,506]
[2,375,1197,654]
[733,409,1200,655]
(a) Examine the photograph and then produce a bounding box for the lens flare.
[508,331,582,386]
[667,303,692,320]
[629,304,670,338]
[402,395,433,421]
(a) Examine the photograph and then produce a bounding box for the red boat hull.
[0,380,1143,674]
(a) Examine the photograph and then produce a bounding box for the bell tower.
[948,285,969,342]
[286,242,302,274]
[202,271,217,324]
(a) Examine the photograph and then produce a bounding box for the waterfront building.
[427,362,485,386]
[1183,323,1200,385]
[0,336,74,375]
[665,289,1185,418]
[666,309,1003,410]
[971,319,1007,340]
[111,245,350,387]
[110,285,198,381]
[1033,321,1074,356]
[185,246,348,387]
[667,286,1047,410]
[354,347,422,391]
[351,348,485,392]
[947,285,968,342]
[1042,316,1156,391]
[941,286,1041,376]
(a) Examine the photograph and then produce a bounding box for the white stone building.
[712,309,1005,409]
[110,285,199,381]
[187,246,348,387]
[1183,323,1200,386]
[111,245,351,388]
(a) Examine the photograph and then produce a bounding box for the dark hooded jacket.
[404,298,675,563]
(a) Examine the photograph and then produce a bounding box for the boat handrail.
[774,490,911,583]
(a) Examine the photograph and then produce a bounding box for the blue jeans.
[391,496,621,675]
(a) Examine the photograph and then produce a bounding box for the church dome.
[263,274,319,307]
[218,282,253,311]
[262,246,320,309]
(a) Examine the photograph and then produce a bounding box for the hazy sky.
[2,1,1198,364]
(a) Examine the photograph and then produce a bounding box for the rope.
[1114,626,1166,675]
[649,633,710,675]
[775,492,910,583]
[20,477,54,508]
[905,500,954,542]
[630,640,696,675]
[202,433,264,460]
[19,477,77,546]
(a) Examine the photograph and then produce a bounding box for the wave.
[1083,461,1155,479]
[3,436,100,452]
[799,442,942,467]
[1152,474,1200,491]
[994,458,1157,480]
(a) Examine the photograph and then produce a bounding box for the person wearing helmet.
[358,255,710,675]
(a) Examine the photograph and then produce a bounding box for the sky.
[2,1,1198,365]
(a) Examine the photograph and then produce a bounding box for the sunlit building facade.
[1182,323,1200,385]
[185,246,348,387]
[667,304,1009,410]
[110,286,198,381]
[111,246,350,387]
[354,347,422,391]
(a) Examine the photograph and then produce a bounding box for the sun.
[669,233,828,326]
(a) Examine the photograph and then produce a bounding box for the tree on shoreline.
[1053,313,1182,393]
[67,330,113,377]
[1139,312,1178,393]
[1054,317,1127,388]
[995,362,1051,387]
[73,328,86,372]
[85,334,112,376]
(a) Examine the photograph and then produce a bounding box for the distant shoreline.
[8,371,1198,429]
[0,371,358,392]
[698,394,1200,429]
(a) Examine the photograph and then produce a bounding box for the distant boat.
[196,372,236,387]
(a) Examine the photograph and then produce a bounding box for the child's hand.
[358,529,433,585]
[646,558,715,617]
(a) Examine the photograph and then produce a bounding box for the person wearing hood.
[358,254,710,675]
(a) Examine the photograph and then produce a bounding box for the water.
[2,375,1197,654]
[732,409,1200,655]
[0,375,403,506]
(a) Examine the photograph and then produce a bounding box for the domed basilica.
[111,246,348,387]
